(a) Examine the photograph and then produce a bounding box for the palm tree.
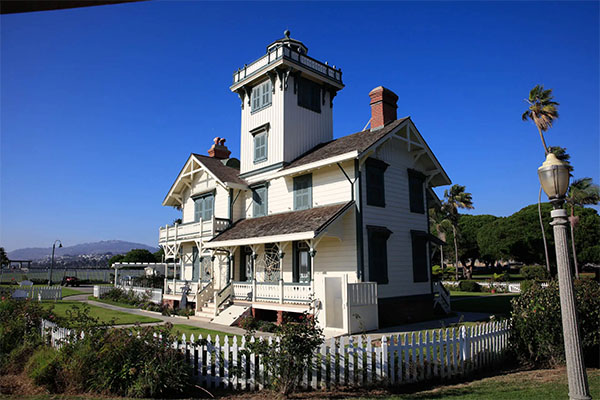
[522,84,560,155]
[566,178,600,278]
[443,184,474,280]
[429,205,452,277]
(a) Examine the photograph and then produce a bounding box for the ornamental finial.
[284,29,290,38]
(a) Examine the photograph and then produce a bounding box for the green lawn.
[171,323,242,341]
[87,295,138,308]
[451,294,518,316]
[450,290,495,297]
[368,368,600,400]
[471,273,525,281]
[41,301,161,325]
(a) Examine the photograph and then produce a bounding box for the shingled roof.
[208,201,354,245]
[282,117,409,170]
[192,154,247,186]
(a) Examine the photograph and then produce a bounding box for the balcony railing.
[232,45,343,85]
[158,217,230,244]
[232,280,312,305]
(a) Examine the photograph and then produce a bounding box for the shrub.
[520,265,550,281]
[510,279,600,367]
[239,310,323,395]
[492,272,509,282]
[0,298,48,370]
[458,280,481,292]
[519,279,538,293]
[25,346,61,391]
[100,287,148,307]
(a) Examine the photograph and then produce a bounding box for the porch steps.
[195,301,217,319]
[211,305,250,326]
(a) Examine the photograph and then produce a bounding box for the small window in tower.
[297,76,321,113]
[253,131,267,163]
[251,80,272,113]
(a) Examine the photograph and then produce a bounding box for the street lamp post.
[48,240,62,286]
[538,153,591,400]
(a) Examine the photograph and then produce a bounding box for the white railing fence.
[8,286,62,301]
[93,285,163,304]
[41,319,510,390]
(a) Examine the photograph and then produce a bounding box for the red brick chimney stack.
[208,137,231,159]
[369,86,399,130]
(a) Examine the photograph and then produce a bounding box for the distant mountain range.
[7,240,159,261]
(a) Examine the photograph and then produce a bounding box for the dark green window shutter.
[293,174,312,210]
[253,185,268,217]
[297,76,321,113]
[366,158,388,207]
[254,132,267,162]
[367,226,392,284]
[408,169,425,214]
[411,231,429,282]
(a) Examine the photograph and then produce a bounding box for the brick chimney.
[369,86,398,130]
[208,137,231,159]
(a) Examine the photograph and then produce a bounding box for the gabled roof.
[163,154,247,207]
[191,154,247,186]
[282,118,409,170]
[205,201,354,248]
[277,117,451,187]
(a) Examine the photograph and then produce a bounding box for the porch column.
[113,265,118,287]
[252,251,257,302]
[278,248,285,304]
[309,248,317,287]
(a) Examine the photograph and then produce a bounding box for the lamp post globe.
[538,153,570,201]
[537,153,591,400]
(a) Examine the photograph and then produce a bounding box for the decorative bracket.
[266,70,277,94]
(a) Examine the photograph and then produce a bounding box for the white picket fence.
[41,319,510,389]
[8,286,62,301]
[441,281,548,293]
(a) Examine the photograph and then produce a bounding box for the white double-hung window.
[251,80,272,112]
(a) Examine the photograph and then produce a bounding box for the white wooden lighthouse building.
[158,31,451,335]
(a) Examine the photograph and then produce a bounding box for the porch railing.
[165,280,200,297]
[232,281,312,304]
[159,217,230,244]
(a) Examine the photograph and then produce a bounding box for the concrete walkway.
[66,291,259,337]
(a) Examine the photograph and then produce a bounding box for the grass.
[0,284,85,299]
[366,368,600,399]
[87,295,138,309]
[449,290,496,297]
[41,300,161,325]
[171,323,242,341]
[451,294,518,316]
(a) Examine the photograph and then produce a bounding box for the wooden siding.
[241,161,354,219]
[180,171,230,224]
[240,74,335,177]
[283,84,333,163]
[240,79,284,174]
[361,138,432,299]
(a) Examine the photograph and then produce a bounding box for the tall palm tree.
[522,85,560,155]
[429,205,452,277]
[566,178,600,278]
[443,185,474,280]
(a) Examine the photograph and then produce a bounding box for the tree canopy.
[446,204,600,268]
[108,248,161,266]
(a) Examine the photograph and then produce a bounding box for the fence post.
[381,335,388,384]
[460,325,469,373]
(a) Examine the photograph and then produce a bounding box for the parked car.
[62,276,80,287]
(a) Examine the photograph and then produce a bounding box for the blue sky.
[1,1,598,251]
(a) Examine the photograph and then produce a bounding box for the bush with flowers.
[510,279,600,367]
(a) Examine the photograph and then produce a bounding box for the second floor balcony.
[159,217,230,245]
